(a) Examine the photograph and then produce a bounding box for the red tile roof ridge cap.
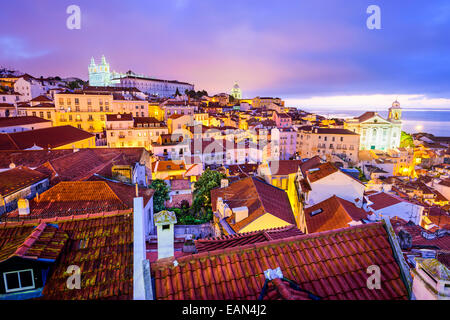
[0,209,132,227]
[13,222,49,258]
[197,225,298,242]
[156,222,384,270]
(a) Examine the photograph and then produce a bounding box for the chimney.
[397,229,412,250]
[133,196,152,300]
[18,198,30,215]
[220,178,229,188]
[154,210,177,260]
[233,206,248,223]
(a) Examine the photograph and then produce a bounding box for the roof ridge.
[13,222,49,258]
[5,132,20,150]
[158,222,384,270]
[0,209,132,227]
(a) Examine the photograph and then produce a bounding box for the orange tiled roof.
[268,160,304,176]
[153,222,409,300]
[392,218,450,251]
[195,225,303,253]
[0,211,134,300]
[35,148,120,182]
[152,160,186,172]
[0,116,51,127]
[4,181,129,220]
[0,166,48,196]
[304,195,368,233]
[367,192,403,210]
[0,125,94,150]
[211,177,296,232]
[0,222,68,263]
[306,162,339,183]
[0,149,75,169]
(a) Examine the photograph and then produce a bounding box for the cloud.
[0,36,50,60]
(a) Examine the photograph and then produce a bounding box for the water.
[301,108,450,137]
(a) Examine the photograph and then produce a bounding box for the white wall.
[306,171,365,207]
[372,201,424,225]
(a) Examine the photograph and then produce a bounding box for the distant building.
[88,55,194,97]
[0,125,95,150]
[230,82,242,100]
[0,116,51,133]
[297,126,360,163]
[0,166,49,216]
[345,101,402,151]
[211,177,297,235]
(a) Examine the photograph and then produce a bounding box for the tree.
[192,169,226,220]
[174,88,181,97]
[400,131,414,148]
[150,179,170,213]
[67,81,82,90]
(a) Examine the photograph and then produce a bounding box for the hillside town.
[0,57,448,301]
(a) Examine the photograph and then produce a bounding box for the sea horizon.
[298,107,450,137]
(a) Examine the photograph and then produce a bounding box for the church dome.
[391,100,401,108]
[233,82,240,89]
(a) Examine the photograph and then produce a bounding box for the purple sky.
[1,0,450,107]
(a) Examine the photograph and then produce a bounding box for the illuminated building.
[54,90,149,141]
[297,126,360,163]
[88,56,194,97]
[230,82,242,100]
[105,113,168,150]
[345,100,402,151]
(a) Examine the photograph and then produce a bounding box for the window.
[3,269,35,293]
[47,112,51,119]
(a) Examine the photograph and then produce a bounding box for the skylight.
[310,209,323,216]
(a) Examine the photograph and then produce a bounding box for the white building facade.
[345,101,402,151]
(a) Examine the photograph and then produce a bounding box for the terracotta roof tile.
[211,177,296,232]
[153,222,409,300]
[0,222,68,263]
[268,160,304,176]
[392,218,450,250]
[195,225,303,253]
[0,125,94,150]
[0,166,48,196]
[304,196,368,233]
[0,116,51,127]
[306,162,339,183]
[367,192,403,210]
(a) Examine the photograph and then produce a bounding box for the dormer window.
[3,269,35,293]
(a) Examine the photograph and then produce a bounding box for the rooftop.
[0,125,94,150]
[195,225,303,253]
[0,211,133,300]
[0,116,51,128]
[0,166,48,196]
[211,177,296,233]
[304,195,368,233]
[153,222,409,300]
